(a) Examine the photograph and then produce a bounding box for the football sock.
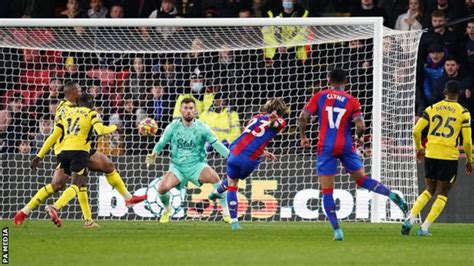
[408,190,432,224]
[322,188,339,230]
[159,192,170,209]
[227,186,238,222]
[213,183,229,215]
[421,195,447,231]
[106,170,132,200]
[24,184,55,214]
[53,184,80,210]
[216,178,229,194]
[78,187,92,221]
[356,175,391,196]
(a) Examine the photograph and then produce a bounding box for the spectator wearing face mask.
[172,70,215,119]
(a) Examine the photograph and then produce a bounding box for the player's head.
[329,68,347,89]
[444,80,461,99]
[262,98,289,117]
[180,97,196,122]
[63,81,82,103]
[78,93,94,109]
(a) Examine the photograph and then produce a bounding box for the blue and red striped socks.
[356,175,391,196]
[216,178,229,194]
[322,188,339,230]
[227,186,238,222]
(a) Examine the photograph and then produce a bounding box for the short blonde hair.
[262,98,289,116]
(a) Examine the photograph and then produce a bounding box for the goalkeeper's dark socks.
[216,178,229,194]
[322,188,339,230]
[227,186,238,221]
[356,175,390,196]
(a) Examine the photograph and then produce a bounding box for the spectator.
[63,56,84,82]
[35,114,53,152]
[423,0,463,28]
[172,70,215,118]
[423,44,446,105]
[464,20,474,73]
[149,0,178,18]
[395,0,423,31]
[48,98,59,116]
[150,83,165,122]
[175,0,204,17]
[418,10,458,66]
[59,0,86,18]
[2,95,36,153]
[200,93,241,148]
[18,139,32,154]
[88,0,108,18]
[239,8,253,18]
[263,0,310,64]
[350,0,390,27]
[109,4,124,18]
[466,0,474,16]
[120,95,139,154]
[432,56,473,113]
[124,56,149,101]
[34,78,62,118]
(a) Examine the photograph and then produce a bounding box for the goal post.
[0,18,422,222]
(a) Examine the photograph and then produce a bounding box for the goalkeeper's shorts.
[169,162,207,189]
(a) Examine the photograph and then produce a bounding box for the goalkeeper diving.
[146,97,231,223]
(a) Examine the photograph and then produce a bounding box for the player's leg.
[317,154,343,240]
[345,152,408,214]
[401,177,436,235]
[418,180,452,235]
[157,170,181,223]
[14,167,69,225]
[226,177,241,230]
[88,151,146,207]
[196,165,231,223]
[77,181,99,228]
[417,159,457,236]
[46,151,88,227]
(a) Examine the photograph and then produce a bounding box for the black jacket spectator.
[350,0,391,27]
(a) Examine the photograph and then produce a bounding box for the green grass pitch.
[3,220,474,266]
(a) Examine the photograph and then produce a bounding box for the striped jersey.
[305,89,362,155]
[230,113,286,160]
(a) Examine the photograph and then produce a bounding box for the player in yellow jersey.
[401,80,473,236]
[45,93,117,227]
[13,82,147,227]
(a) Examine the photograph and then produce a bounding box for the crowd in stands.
[0,0,473,155]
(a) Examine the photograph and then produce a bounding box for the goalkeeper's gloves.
[145,152,157,168]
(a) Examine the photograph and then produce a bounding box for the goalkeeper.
[146,97,231,223]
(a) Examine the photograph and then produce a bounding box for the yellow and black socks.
[408,190,432,224]
[78,187,92,221]
[53,184,80,210]
[106,170,132,200]
[421,195,447,231]
[23,184,55,214]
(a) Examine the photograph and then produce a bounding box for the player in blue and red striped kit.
[299,69,408,241]
[209,98,289,230]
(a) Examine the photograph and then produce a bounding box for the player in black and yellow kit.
[13,82,147,227]
[401,80,473,236]
[45,93,117,227]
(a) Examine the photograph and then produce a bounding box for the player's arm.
[91,111,117,136]
[461,111,472,173]
[146,123,174,167]
[32,123,64,169]
[413,110,430,160]
[204,123,230,158]
[299,93,319,149]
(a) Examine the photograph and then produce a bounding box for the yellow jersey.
[53,100,74,155]
[413,100,472,161]
[55,106,117,153]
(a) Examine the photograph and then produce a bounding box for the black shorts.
[57,151,90,176]
[424,158,458,183]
